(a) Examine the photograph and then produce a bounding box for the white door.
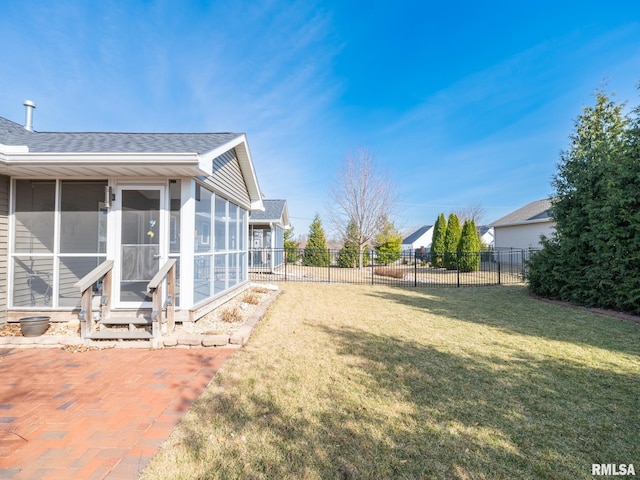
[116,186,166,307]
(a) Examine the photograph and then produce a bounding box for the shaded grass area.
[141,284,639,479]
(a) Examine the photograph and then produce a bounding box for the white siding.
[493,221,555,250]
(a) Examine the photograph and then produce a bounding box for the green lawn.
[141,284,639,479]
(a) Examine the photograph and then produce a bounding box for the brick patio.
[0,347,235,479]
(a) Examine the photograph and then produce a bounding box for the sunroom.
[0,112,263,334]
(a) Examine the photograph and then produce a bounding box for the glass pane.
[60,181,108,253]
[170,180,181,253]
[195,184,212,253]
[193,255,212,304]
[229,203,238,251]
[215,196,226,251]
[239,209,246,251]
[214,254,227,293]
[229,253,238,287]
[14,180,55,253]
[13,257,53,307]
[120,189,160,303]
[58,257,105,307]
[169,256,180,307]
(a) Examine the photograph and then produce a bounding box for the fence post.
[414,251,417,287]
[497,252,501,285]
[371,250,374,285]
[327,249,331,284]
[457,253,460,288]
[284,248,288,281]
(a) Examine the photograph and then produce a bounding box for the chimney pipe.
[23,100,36,131]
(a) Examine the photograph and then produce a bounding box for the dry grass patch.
[242,290,260,305]
[219,306,242,323]
[142,284,639,479]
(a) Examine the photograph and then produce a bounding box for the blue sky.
[1,1,639,239]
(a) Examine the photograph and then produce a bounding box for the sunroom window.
[12,180,107,308]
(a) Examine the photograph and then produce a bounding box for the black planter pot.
[20,316,51,337]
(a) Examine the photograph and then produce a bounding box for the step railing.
[74,260,114,339]
[147,258,177,344]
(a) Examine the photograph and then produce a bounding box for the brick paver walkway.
[0,347,235,479]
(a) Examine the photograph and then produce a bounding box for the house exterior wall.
[493,221,555,250]
[0,175,8,324]
[201,149,250,207]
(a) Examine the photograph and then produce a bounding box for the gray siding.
[0,175,7,324]
[202,148,251,207]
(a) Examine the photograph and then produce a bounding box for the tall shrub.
[374,216,402,265]
[443,214,461,270]
[458,219,481,272]
[528,89,640,314]
[302,214,329,267]
[430,213,447,268]
[284,227,299,263]
[338,220,370,267]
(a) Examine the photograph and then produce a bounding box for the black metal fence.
[249,248,537,287]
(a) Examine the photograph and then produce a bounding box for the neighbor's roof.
[402,225,433,245]
[491,199,553,227]
[249,199,289,226]
[478,225,494,236]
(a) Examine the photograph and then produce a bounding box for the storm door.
[116,186,165,307]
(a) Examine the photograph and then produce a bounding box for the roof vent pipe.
[23,100,36,131]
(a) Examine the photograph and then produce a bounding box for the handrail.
[74,260,114,340]
[147,258,177,291]
[147,259,177,343]
[74,260,114,291]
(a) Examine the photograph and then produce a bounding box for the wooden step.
[85,331,153,340]
[100,316,151,326]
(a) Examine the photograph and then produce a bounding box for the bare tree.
[454,202,487,225]
[328,148,397,268]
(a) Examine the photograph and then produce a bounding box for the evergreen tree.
[443,213,462,270]
[430,213,447,268]
[302,214,330,267]
[528,89,640,314]
[374,216,402,265]
[458,219,481,272]
[284,226,299,263]
[338,220,370,267]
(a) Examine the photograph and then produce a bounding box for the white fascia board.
[0,151,207,176]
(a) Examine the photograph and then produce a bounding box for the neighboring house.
[490,199,555,250]
[478,226,495,248]
[0,101,264,328]
[401,225,434,252]
[249,199,289,272]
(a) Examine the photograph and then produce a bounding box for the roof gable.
[249,199,289,227]
[402,225,433,245]
[491,199,553,227]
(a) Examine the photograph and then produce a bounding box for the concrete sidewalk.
[0,347,235,479]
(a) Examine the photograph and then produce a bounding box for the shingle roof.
[0,115,240,155]
[402,225,433,245]
[491,199,553,227]
[249,199,287,222]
